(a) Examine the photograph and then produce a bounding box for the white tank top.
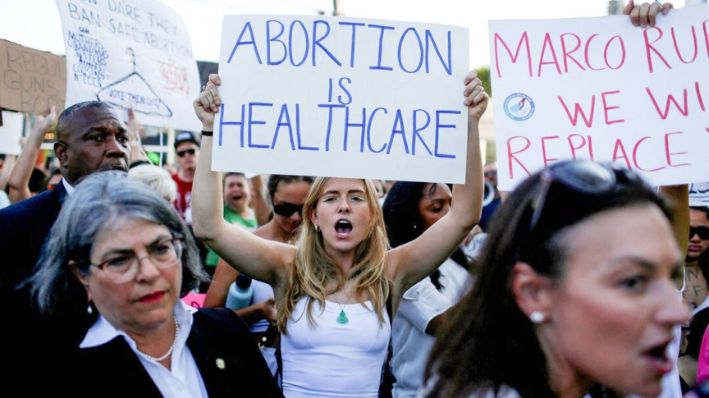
[281,297,391,398]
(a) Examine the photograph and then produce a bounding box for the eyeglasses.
[89,236,183,283]
[528,160,625,233]
[176,148,196,157]
[273,201,304,217]
[689,226,709,240]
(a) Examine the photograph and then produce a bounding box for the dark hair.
[424,160,671,398]
[29,168,48,193]
[266,175,315,202]
[383,182,468,290]
[55,101,115,142]
[686,307,709,359]
[691,206,709,220]
[383,182,431,247]
[689,206,709,283]
[28,171,208,314]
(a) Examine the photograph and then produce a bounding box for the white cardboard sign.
[216,15,469,183]
[0,111,24,155]
[56,0,201,131]
[490,5,709,190]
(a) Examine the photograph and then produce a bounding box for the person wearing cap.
[172,131,200,223]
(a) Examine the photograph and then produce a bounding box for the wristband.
[201,130,213,137]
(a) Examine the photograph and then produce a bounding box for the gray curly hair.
[28,171,207,313]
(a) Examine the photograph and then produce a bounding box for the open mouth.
[334,219,353,238]
[642,341,673,374]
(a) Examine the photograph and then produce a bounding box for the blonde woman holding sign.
[192,72,486,397]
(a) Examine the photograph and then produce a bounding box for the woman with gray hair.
[28,171,281,398]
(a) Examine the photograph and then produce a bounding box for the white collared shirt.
[61,178,74,196]
[80,301,208,398]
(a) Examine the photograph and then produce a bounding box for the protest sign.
[216,16,469,183]
[56,0,200,131]
[0,110,24,155]
[690,182,709,208]
[0,39,66,114]
[489,5,709,190]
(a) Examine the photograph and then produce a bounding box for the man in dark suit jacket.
[0,101,130,392]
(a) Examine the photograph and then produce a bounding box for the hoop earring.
[529,311,545,324]
[314,225,320,232]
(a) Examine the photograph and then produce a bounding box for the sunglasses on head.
[273,202,303,217]
[522,160,683,291]
[690,226,709,240]
[177,148,196,157]
[527,160,631,233]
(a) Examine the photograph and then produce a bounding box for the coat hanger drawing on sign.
[97,48,173,117]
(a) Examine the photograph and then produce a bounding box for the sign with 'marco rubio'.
[490,4,709,190]
[215,15,469,183]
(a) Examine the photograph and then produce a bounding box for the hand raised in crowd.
[193,74,222,130]
[127,108,142,142]
[127,108,150,164]
[8,106,57,203]
[463,70,488,121]
[624,0,673,27]
[32,106,58,140]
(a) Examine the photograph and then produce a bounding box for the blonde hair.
[277,178,390,333]
[128,164,177,203]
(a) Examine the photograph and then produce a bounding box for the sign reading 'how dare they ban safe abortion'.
[216,16,469,183]
[56,0,201,131]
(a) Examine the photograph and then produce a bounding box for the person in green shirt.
[205,172,258,274]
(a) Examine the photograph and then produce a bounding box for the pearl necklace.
[136,318,180,362]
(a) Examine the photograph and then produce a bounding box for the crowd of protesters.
[2,2,709,397]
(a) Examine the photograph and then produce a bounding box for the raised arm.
[126,108,150,166]
[249,175,271,226]
[191,75,294,286]
[387,70,487,292]
[8,107,56,203]
[660,185,689,256]
[624,0,673,27]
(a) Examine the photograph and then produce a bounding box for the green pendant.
[336,309,349,324]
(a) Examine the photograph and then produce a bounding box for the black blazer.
[0,183,92,391]
[0,182,67,288]
[70,308,283,398]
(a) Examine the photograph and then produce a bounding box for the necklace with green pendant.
[336,303,349,324]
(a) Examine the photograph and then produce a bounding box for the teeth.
[335,219,352,233]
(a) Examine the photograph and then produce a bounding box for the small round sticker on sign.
[504,93,535,121]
